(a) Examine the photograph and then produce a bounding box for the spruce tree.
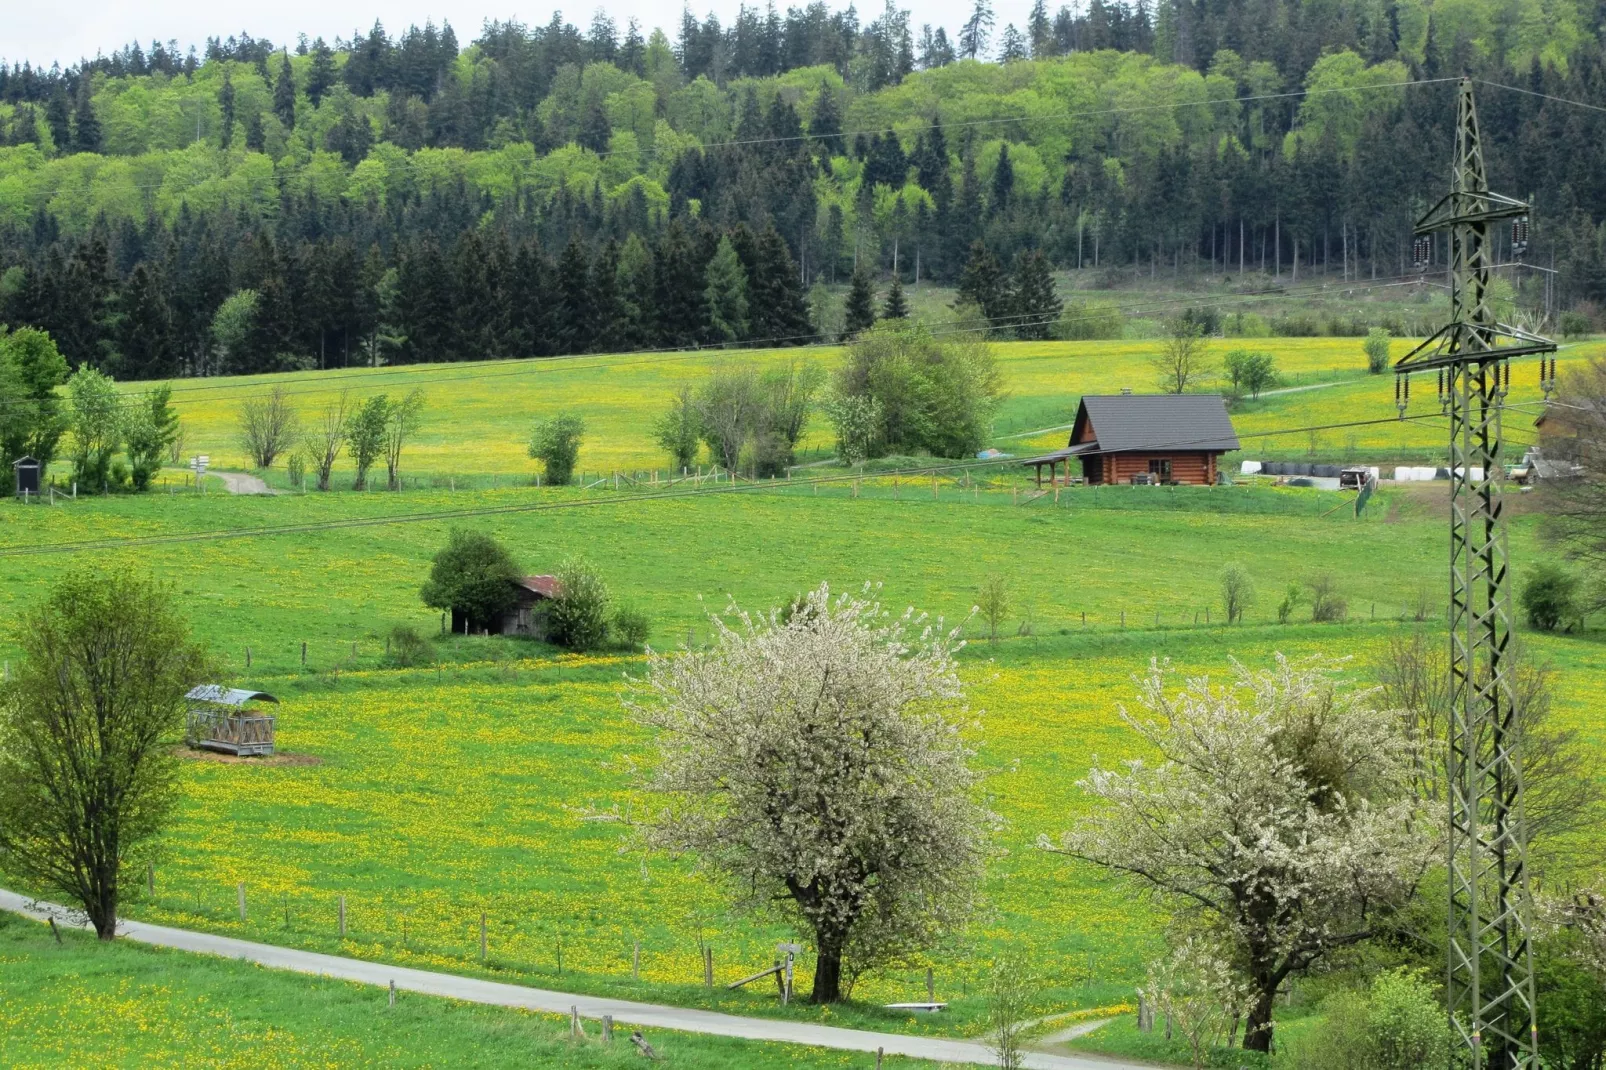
[617,233,656,349]
[73,85,102,154]
[653,222,708,348]
[306,39,337,107]
[273,52,297,130]
[810,82,843,154]
[218,73,236,149]
[45,91,70,154]
[882,274,909,319]
[115,262,174,379]
[749,226,812,345]
[556,236,595,354]
[580,102,612,154]
[955,241,1010,326]
[12,105,39,147]
[245,110,265,152]
[704,236,750,343]
[990,144,1014,214]
[1011,250,1061,340]
[841,266,877,340]
[591,239,625,353]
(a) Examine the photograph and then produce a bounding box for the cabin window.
[1148,459,1173,480]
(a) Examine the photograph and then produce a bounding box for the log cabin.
[1022,393,1239,487]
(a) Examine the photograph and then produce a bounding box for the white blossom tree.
[627,582,993,1003]
[1140,936,1253,1070]
[1045,655,1435,1053]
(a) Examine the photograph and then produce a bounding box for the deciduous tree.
[237,385,299,469]
[629,583,991,1003]
[0,569,212,939]
[1048,656,1435,1053]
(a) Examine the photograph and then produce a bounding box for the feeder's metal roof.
[185,685,279,706]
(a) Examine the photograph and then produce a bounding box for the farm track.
[0,889,1155,1070]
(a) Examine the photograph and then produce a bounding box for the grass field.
[7,331,1605,1064]
[119,336,1602,483]
[0,912,934,1069]
[2,474,1602,1049]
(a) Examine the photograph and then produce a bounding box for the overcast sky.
[7,0,1010,68]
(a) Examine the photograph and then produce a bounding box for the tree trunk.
[88,882,118,940]
[811,934,845,1003]
[1243,981,1277,1053]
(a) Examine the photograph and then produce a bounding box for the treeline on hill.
[2,0,1606,375]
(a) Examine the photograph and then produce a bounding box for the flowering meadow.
[112,337,1602,481]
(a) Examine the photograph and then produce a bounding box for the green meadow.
[3,337,1602,1063]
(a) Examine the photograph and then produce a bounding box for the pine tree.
[397,240,455,363]
[616,233,656,349]
[1028,0,1055,56]
[749,226,812,345]
[45,91,70,154]
[12,105,39,147]
[841,266,878,339]
[306,39,337,107]
[882,274,909,319]
[273,52,297,130]
[245,110,266,152]
[556,236,595,354]
[218,73,236,149]
[580,102,612,154]
[116,262,174,379]
[73,84,102,154]
[704,236,750,343]
[810,82,843,154]
[998,24,1028,61]
[591,239,625,353]
[653,222,709,348]
[991,144,1014,214]
[959,0,995,58]
[955,241,1010,326]
[1011,250,1061,339]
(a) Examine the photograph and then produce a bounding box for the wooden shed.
[1022,394,1239,486]
[451,575,561,638]
[185,685,280,757]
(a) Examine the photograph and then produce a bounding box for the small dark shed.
[1022,394,1239,486]
[13,456,40,498]
[451,575,561,638]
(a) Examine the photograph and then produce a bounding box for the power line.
[1475,78,1606,117]
[0,412,1447,559]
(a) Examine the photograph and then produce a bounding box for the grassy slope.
[126,337,1602,480]
[2,480,1601,1040]
[0,912,933,1069]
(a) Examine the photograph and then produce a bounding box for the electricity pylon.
[1397,76,1553,1070]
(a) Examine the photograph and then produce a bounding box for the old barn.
[1023,393,1240,486]
[451,575,561,638]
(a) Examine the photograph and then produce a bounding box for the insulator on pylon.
[1412,235,1432,273]
[1511,215,1530,258]
[1396,374,1408,419]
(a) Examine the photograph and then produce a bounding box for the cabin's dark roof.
[514,575,560,597]
[1069,395,1240,453]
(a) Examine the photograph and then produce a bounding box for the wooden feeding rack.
[185,685,280,756]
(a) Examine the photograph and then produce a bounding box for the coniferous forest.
[2,0,1606,376]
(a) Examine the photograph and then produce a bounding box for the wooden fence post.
[245,646,251,667]
[876,1047,884,1069]
[704,946,713,987]
[147,862,154,897]
[237,881,246,922]
[389,979,396,1007]
[602,1015,613,1042]
[570,1005,581,1038]
[557,936,563,975]
[632,940,640,981]
[339,895,346,938]
[926,967,934,1002]
[301,641,307,666]
[480,912,487,962]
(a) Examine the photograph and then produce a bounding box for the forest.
[1,0,1605,375]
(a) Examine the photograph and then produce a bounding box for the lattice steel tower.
[1398,77,1553,1070]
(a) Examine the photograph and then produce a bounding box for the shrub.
[1223,311,1271,338]
[1289,970,1451,1070]
[419,529,521,633]
[1363,328,1392,374]
[1222,350,1277,400]
[528,412,585,485]
[1277,583,1305,624]
[612,604,651,649]
[832,321,1003,459]
[547,558,612,650]
[1309,574,1347,623]
[387,625,433,667]
[1560,309,1594,338]
[1521,563,1579,631]
[1220,564,1255,624]
[1055,299,1124,340]
[286,451,305,489]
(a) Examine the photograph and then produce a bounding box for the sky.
[5,0,1005,68]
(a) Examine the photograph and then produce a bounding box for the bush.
[832,321,1003,459]
[1055,299,1125,340]
[547,558,612,651]
[1223,350,1277,400]
[1277,583,1305,624]
[1521,563,1579,631]
[1309,575,1347,623]
[612,604,651,649]
[387,625,433,667]
[1288,970,1451,1070]
[1560,309,1594,338]
[1220,564,1255,624]
[1223,311,1271,338]
[1363,328,1392,374]
[419,529,522,633]
[528,412,585,485]
[286,452,305,489]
